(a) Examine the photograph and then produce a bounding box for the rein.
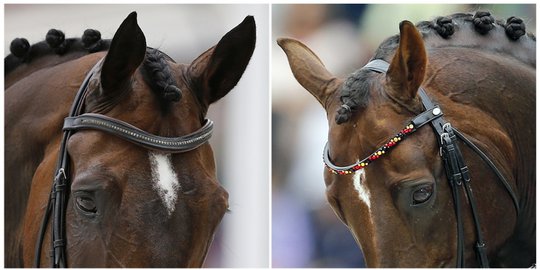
[34,58,214,267]
[323,59,520,268]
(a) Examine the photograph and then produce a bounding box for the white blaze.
[148,152,180,215]
[352,168,371,209]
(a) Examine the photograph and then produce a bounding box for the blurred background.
[4,4,269,268]
[272,4,535,268]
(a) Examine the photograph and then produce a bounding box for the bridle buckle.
[55,168,66,182]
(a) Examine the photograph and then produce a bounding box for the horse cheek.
[21,150,59,266]
[65,208,105,266]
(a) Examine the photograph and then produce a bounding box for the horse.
[5,11,256,267]
[278,11,535,267]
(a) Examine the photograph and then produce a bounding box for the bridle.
[323,59,520,268]
[34,58,214,267]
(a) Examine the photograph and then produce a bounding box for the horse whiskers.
[97,231,132,267]
[111,231,139,247]
[104,247,127,268]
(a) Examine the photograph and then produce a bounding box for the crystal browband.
[64,113,213,153]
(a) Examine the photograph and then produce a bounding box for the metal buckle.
[442,123,452,133]
[439,133,449,157]
[439,123,454,157]
[55,168,66,181]
[54,168,67,192]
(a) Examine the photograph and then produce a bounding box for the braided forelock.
[335,69,375,124]
[142,48,182,105]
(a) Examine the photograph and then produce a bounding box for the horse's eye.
[412,184,433,205]
[76,196,97,214]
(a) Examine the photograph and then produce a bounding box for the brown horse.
[279,12,535,267]
[5,12,255,267]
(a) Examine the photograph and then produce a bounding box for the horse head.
[279,12,534,267]
[18,12,255,267]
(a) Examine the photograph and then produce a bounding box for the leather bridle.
[323,59,520,268]
[34,58,214,267]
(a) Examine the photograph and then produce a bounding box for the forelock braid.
[335,69,373,124]
[143,49,182,103]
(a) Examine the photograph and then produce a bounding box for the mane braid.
[5,28,111,76]
[372,11,536,63]
[142,48,182,107]
[336,10,536,124]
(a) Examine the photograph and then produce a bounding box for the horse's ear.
[101,12,146,94]
[188,16,256,107]
[387,21,427,102]
[277,38,337,107]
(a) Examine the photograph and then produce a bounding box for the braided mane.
[6,29,182,106]
[374,12,535,66]
[335,11,536,124]
[5,29,111,75]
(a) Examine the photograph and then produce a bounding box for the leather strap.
[363,59,390,73]
[440,124,468,267]
[453,129,520,215]
[64,114,213,153]
[34,59,103,268]
[411,105,443,129]
[420,85,492,267]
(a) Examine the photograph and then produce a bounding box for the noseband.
[34,58,214,267]
[323,59,520,268]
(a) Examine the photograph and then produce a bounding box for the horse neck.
[6,51,99,90]
[6,55,103,213]
[14,52,105,142]
[424,47,535,235]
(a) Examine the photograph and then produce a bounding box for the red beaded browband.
[324,123,416,175]
[323,59,444,175]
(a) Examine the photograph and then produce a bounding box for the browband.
[64,114,213,153]
[323,104,443,175]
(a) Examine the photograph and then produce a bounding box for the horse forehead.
[106,79,201,135]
